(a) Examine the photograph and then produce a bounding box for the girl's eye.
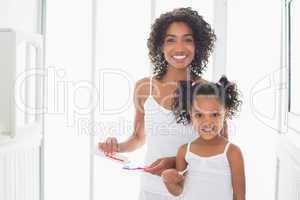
[212,113,220,117]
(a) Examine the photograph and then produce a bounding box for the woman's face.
[190,95,226,140]
[162,22,195,70]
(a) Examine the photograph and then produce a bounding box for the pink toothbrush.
[94,146,130,164]
[122,165,148,171]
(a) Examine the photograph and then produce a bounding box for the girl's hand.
[98,137,119,155]
[144,157,176,176]
[162,169,184,184]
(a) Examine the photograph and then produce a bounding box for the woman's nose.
[173,41,185,52]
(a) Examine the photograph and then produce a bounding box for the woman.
[99,7,223,200]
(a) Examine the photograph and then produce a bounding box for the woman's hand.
[98,137,119,155]
[144,157,176,176]
[162,169,184,184]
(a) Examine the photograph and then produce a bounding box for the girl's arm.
[162,144,187,196]
[227,144,246,200]
[98,78,149,154]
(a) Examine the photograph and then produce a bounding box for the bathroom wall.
[226,0,282,199]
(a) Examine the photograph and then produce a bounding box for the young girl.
[162,76,245,200]
[99,7,222,200]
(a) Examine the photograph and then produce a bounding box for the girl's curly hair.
[147,7,216,80]
[172,76,242,124]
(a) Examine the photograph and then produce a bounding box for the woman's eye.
[184,38,194,43]
[195,113,202,118]
[165,38,175,43]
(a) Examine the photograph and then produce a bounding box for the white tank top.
[141,76,198,194]
[182,142,233,200]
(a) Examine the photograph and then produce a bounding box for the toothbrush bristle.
[122,165,130,169]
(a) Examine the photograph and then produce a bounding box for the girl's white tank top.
[140,76,198,195]
[182,142,233,200]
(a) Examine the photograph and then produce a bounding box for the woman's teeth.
[172,55,186,60]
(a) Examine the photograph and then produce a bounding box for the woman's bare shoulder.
[136,75,162,93]
[135,76,152,96]
[136,76,151,84]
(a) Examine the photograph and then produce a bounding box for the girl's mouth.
[201,127,214,134]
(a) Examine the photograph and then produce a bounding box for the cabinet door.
[0,30,15,136]
[0,29,43,138]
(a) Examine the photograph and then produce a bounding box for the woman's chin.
[169,61,190,70]
[172,65,189,70]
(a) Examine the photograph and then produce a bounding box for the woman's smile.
[171,54,188,63]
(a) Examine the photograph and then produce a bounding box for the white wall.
[227,0,282,199]
[93,1,151,199]
[45,0,92,200]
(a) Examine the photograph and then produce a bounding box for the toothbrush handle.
[179,167,188,175]
[94,146,129,163]
[123,167,147,171]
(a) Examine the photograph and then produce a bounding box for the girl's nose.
[202,116,213,124]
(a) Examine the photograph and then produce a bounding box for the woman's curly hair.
[147,7,216,80]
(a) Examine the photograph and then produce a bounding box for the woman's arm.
[118,109,145,152]
[227,144,246,200]
[144,156,176,175]
[98,78,149,154]
[162,144,187,196]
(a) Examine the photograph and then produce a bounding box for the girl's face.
[162,22,195,70]
[190,95,226,140]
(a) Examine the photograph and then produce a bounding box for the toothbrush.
[122,165,148,171]
[122,165,189,173]
[106,154,129,163]
[94,146,130,164]
[179,166,189,175]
